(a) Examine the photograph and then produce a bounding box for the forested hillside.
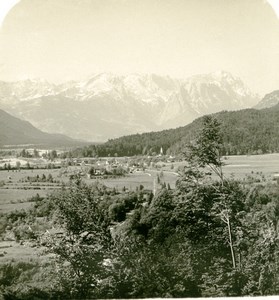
[67,104,279,157]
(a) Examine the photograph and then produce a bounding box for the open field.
[0,168,61,182]
[0,189,50,213]
[222,154,279,179]
[0,241,40,264]
[85,170,178,191]
[0,168,62,213]
[161,153,279,180]
[1,153,279,212]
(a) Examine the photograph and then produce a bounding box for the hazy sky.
[0,0,278,95]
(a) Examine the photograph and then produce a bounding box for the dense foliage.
[1,116,279,298]
[64,104,279,157]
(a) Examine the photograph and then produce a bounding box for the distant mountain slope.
[0,71,259,141]
[254,90,279,109]
[0,109,83,147]
[72,104,279,157]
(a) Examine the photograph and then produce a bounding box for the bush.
[109,202,126,222]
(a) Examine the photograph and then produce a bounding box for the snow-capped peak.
[0,71,260,141]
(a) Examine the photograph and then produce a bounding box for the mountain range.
[0,71,260,142]
[0,109,84,147]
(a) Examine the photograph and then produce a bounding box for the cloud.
[0,0,20,27]
[267,0,279,19]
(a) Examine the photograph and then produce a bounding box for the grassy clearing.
[0,168,61,182]
[0,169,60,213]
[0,191,52,212]
[84,170,177,191]
[0,201,34,213]
[222,154,279,179]
[0,241,40,264]
[162,154,279,180]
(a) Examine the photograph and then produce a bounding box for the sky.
[0,0,278,95]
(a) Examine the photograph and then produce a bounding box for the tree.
[184,116,240,269]
[49,150,58,161]
[16,161,21,170]
[186,115,224,182]
[20,149,27,157]
[33,149,40,158]
[109,202,126,222]
[44,180,114,298]
[88,166,95,177]
[47,173,53,182]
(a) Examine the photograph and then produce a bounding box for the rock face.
[0,71,259,142]
[254,90,279,110]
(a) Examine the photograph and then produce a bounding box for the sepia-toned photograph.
[0,0,279,298]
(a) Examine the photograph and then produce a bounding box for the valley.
[1,0,278,297]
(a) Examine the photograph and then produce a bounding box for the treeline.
[63,104,279,158]
[19,149,58,160]
[61,127,191,158]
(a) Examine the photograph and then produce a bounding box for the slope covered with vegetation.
[67,104,279,157]
[0,109,83,147]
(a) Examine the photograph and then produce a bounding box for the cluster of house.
[67,158,123,178]
[65,157,150,178]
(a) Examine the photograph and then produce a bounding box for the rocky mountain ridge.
[0,71,260,141]
[254,90,279,109]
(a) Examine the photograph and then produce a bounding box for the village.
[0,146,180,211]
[0,146,177,178]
